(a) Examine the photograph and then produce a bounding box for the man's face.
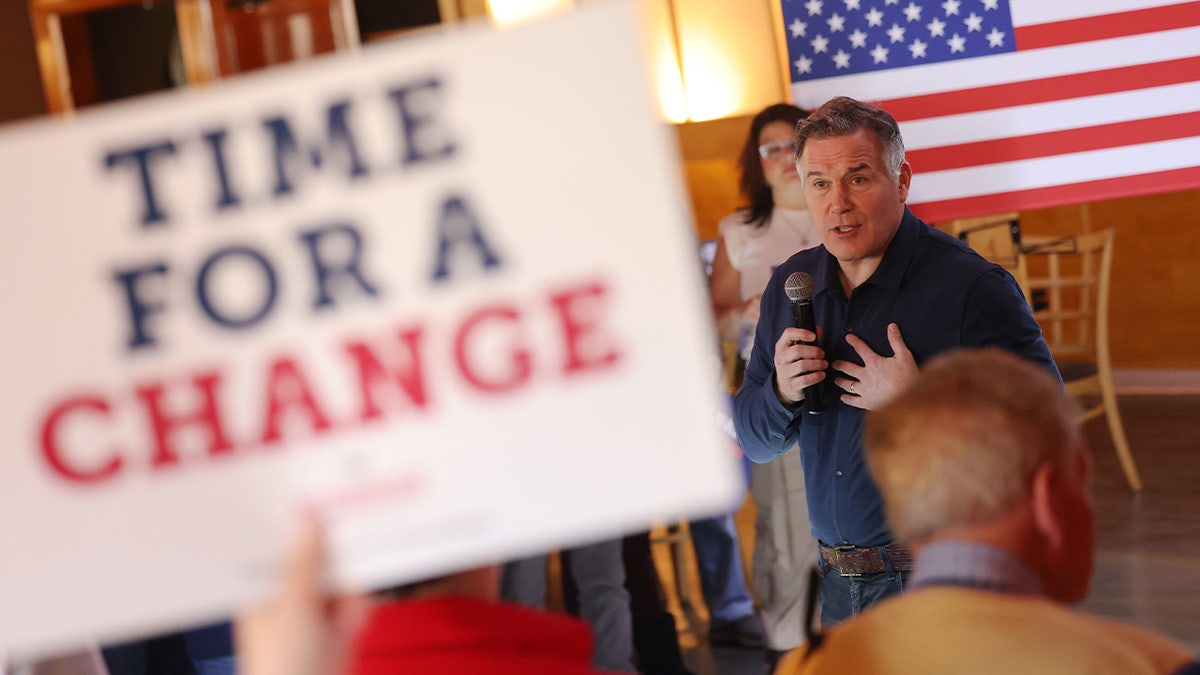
[798,128,911,267]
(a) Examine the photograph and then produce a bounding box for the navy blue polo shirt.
[733,208,1058,547]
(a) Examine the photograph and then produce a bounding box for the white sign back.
[0,1,739,657]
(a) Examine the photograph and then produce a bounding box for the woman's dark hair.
[739,103,808,227]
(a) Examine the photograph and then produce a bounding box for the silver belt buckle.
[833,545,863,577]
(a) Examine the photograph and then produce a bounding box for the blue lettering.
[298,223,380,311]
[263,99,369,197]
[202,128,241,211]
[103,140,178,227]
[195,246,278,329]
[112,262,170,351]
[388,77,456,167]
[430,195,502,282]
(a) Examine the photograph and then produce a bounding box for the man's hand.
[235,516,373,675]
[833,323,917,410]
[773,327,827,405]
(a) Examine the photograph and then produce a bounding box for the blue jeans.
[817,548,905,628]
[501,540,636,673]
[193,656,237,675]
[689,513,756,622]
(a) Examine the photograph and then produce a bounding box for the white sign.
[0,2,739,657]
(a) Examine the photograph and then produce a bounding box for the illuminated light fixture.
[486,0,574,27]
[485,0,787,123]
[663,0,789,122]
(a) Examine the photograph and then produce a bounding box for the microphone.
[784,271,823,414]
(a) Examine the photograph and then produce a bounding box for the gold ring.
[849,382,856,395]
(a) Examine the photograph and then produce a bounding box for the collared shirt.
[733,208,1058,547]
[910,540,1045,595]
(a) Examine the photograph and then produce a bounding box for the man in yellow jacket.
[779,348,1198,675]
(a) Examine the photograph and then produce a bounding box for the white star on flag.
[790,18,808,37]
[828,13,846,31]
[805,0,823,16]
[781,0,1200,223]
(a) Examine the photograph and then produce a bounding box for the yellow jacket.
[779,586,1194,675]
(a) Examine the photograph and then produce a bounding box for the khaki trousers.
[750,447,819,651]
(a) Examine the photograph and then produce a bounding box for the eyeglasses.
[758,140,795,161]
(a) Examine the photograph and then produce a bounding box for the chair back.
[945,212,1030,303]
[1001,228,1140,491]
[1024,229,1115,363]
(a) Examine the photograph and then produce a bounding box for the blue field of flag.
[784,0,1018,81]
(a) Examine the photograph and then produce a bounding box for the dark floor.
[653,393,1200,675]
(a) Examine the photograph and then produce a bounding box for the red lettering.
[260,356,333,445]
[548,280,622,375]
[344,326,429,422]
[39,395,123,483]
[454,304,532,393]
[135,371,234,468]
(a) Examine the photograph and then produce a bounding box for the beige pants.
[750,447,819,651]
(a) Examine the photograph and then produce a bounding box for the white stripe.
[907,136,1200,203]
[790,25,1200,107]
[899,80,1200,150]
[1010,0,1194,27]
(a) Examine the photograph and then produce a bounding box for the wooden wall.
[1020,191,1200,369]
[674,122,1200,370]
[0,1,48,124]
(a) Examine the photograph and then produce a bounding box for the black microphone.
[784,271,823,414]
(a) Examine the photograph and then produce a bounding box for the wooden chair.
[648,521,704,634]
[1023,229,1143,492]
[945,212,1031,303]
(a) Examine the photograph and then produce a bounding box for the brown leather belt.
[819,543,914,576]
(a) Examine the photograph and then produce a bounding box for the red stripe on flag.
[908,112,1200,173]
[878,56,1200,121]
[1015,1,1200,50]
[909,165,1200,224]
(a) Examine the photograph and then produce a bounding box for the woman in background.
[709,103,820,672]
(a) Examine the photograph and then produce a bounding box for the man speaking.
[733,96,1058,627]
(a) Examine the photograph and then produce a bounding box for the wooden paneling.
[675,114,754,241]
[209,0,346,76]
[681,159,740,242]
[1020,190,1200,369]
[0,1,48,123]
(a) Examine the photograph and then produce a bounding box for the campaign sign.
[0,1,739,657]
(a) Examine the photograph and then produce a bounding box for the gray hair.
[864,349,1082,544]
[794,96,907,178]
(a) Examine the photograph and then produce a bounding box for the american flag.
[783,0,1200,223]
